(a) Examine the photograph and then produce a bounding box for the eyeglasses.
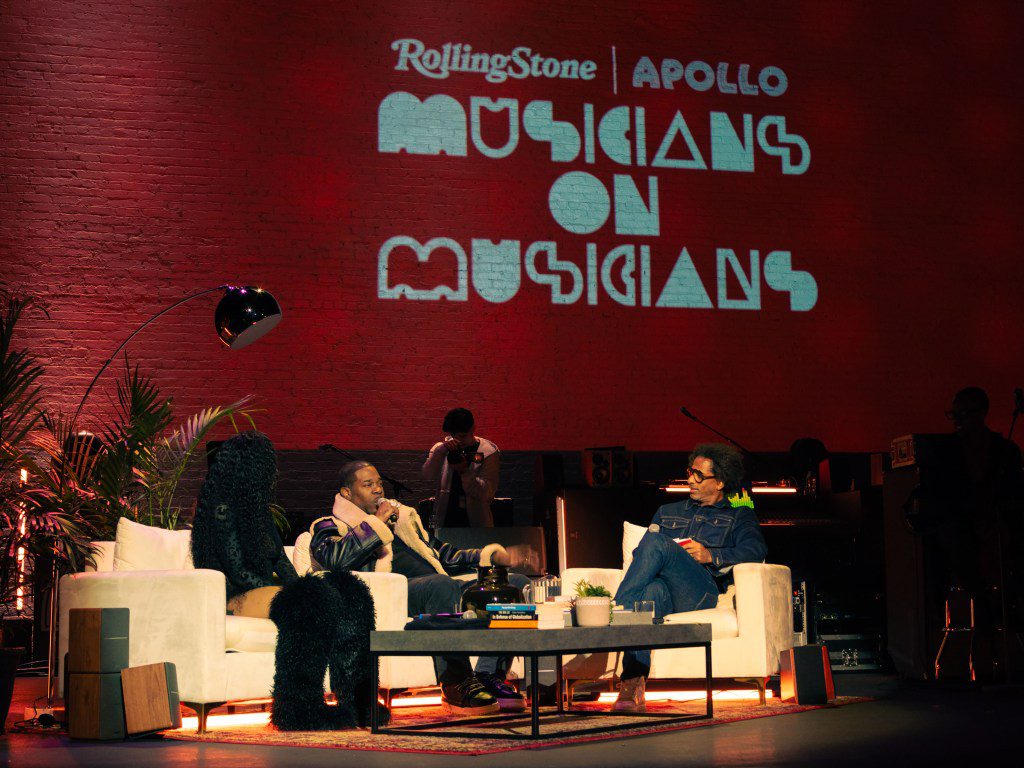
[686,466,716,483]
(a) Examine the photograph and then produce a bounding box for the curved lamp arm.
[69,286,227,431]
[50,282,278,708]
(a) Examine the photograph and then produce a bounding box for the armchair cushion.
[112,517,192,571]
[664,606,738,639]
[225,615,278,652]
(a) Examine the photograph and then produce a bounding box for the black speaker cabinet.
[883,466,946,680]
[555,487,650,571]
[779,645,835,705]
[582,448,634,488]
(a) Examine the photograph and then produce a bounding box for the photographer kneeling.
[422,407,499,528]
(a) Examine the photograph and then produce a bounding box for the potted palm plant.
[1,294,100,732]
[1,292,270,732]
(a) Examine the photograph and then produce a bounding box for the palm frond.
[146,396,258,525]
[0,295,46,475]
[269,502,290,537]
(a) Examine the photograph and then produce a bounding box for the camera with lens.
[446,439,481,465]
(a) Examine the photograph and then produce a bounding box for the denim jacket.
[651,497,767,578]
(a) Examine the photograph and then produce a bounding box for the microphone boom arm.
[679,406,752,454]
[318,443,414,496]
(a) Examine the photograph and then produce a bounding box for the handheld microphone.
[376,497,399,525]
[679,406,696,420]
[1015,388,1023,414]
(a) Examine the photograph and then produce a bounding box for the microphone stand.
[678,406,752,455]
[317,444,415,499]
[1009,389,1022,442]
[679,406,767,493]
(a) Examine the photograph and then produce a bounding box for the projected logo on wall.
[376,39,817,312]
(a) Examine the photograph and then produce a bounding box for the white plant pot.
[574,596,612,627]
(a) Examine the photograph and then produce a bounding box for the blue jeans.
[614,531,719,679]
[406,572,531,683]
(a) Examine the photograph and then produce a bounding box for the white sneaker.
[612,676,646,713]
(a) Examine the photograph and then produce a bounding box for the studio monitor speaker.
[582,448,634,488]
[779,645,835,705]
[67,608,129,674]
[66,670,126,740]
[66,607,130,740]
[121,662,182,735]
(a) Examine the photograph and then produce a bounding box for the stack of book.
[487,603,538,629]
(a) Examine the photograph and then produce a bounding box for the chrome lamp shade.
[215,286,283,349]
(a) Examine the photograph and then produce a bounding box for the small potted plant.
[572,579,613,627]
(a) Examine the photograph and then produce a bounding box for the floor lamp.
[47,284,282,705]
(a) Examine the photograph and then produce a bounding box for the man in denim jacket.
[612,443,767,712]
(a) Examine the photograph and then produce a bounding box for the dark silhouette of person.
[943,387,1024,680]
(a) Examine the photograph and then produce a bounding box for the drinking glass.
[633,600,655,615]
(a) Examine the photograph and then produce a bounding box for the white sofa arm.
[732,562,793,670]
[352,571,409,631]
[58,568,227,702]
[561,568,624,600]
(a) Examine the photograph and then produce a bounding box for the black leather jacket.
[309,516,387,572]
[309,514,489,576]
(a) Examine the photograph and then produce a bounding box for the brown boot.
[612,676,646,713]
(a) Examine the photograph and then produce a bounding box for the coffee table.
[370,623,712,739]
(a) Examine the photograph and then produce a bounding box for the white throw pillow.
[112,517,193,571]
[622,521,647,572]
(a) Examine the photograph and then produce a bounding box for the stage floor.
[5,673,1023,767]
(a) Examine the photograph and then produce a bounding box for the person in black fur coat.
[191,431,298,617]
[191,431,387,729]
[269,570,389,729]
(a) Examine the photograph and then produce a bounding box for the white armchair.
[57,520,433,732]
[559,523,794,702]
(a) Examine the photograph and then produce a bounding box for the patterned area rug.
[165,697,869,755]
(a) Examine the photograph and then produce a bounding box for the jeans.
[614,531,719,679]
[406,572,531,683]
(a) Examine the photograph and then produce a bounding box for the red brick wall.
[2,1,1023,452]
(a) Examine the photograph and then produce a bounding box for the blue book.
[485,603,536,612]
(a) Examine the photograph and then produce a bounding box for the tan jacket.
[304,494,506,574]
